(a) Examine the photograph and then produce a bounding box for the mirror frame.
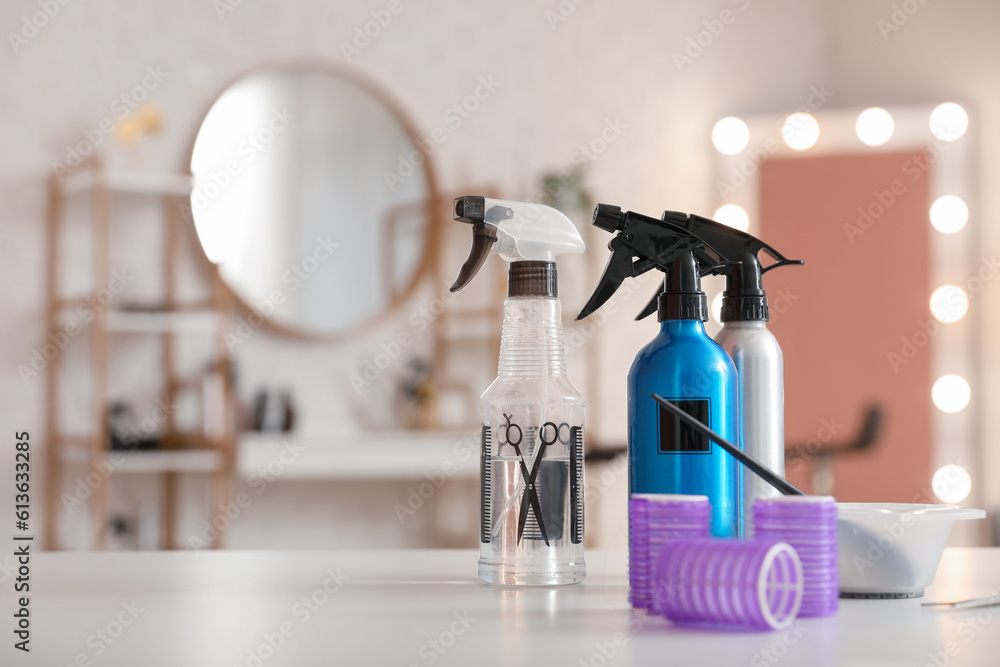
[183,58,442,341]
[710,103,977,512]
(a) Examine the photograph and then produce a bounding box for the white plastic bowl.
[837,503,986,598]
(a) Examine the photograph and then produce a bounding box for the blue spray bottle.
[627,251,740,537]
[576,204,803,538]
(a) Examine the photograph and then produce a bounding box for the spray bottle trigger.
[450,222,499,292]
[576,235,635,320]
[635,289,660,321]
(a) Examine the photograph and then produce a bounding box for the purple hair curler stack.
[628,494,710,611]
[754,496,838,617]
[652,537,804,630]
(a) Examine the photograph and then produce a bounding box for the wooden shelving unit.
[44,158,236,550]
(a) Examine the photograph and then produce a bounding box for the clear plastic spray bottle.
[450,196,586,586]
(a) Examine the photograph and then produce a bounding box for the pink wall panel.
[760,152,932,501]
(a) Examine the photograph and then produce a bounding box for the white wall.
[2,0,998,549]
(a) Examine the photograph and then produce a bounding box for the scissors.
[496,414,549,545]
[516,421,570,545]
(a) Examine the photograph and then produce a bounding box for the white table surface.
[12,548,1000,667]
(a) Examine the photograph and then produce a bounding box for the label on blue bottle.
[657,398,711,454]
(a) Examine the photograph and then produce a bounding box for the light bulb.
[782,113,819,151]
[932,374,971,413]
[712,117,750,155]
[930,285,968,323]
[932,464,972,503]
[856,107,894,146]
[713,204,750,232]
[929,195,968,234]
[929,103,968,141]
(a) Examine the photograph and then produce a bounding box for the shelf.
[53,308,219,334]
[58,446,224,473]
[104,310,219,334]
[61,169,193,197]
[237,431,480,481]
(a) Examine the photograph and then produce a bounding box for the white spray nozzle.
[451,196,585,292]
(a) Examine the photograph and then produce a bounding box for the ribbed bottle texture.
[498,298,566,377]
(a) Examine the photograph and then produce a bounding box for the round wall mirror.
[189,62,439,337]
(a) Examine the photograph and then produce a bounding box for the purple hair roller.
[754,496,838,618]
[652,537,803,630]
[628,494,710,611]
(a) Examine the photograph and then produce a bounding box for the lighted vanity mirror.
[189,62,439,337]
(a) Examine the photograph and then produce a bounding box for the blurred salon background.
[1,0,998,551]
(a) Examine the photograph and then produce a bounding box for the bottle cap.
[508,261,557,298]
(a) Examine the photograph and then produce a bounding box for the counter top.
[14,548,1000,666]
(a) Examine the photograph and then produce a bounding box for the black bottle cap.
[508,261,557,298]
[720,252,769,322]
[658,251,707,321]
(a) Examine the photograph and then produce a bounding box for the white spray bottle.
[450,196,586,586]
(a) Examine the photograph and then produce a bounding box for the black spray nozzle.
[711,252,796,322]
[577,203,804,322]
[657,251,708,321]
[719,252,766,296]
[660,210,804,276]
[592,203,626,232]
[576,208,726,320]
[450,196,503,292]
[668,251,701,294]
